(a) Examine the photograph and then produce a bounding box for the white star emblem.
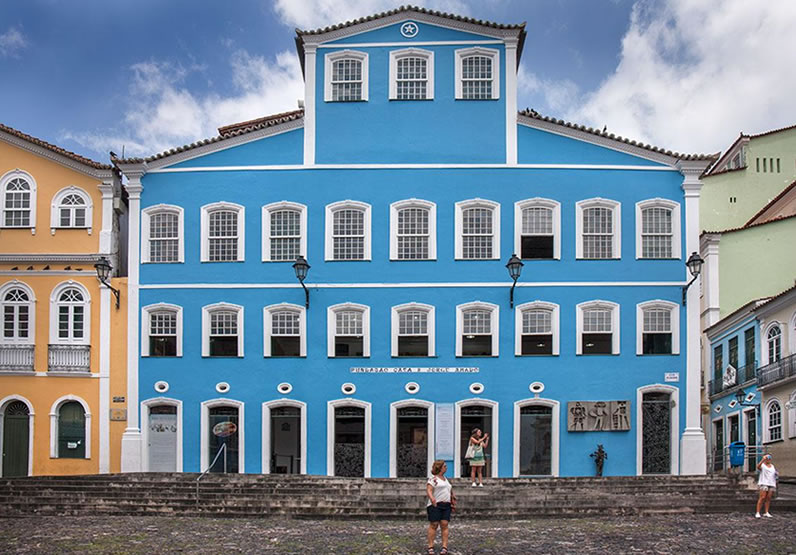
[401,22,419,38]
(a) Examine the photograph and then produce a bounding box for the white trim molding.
[391,302,436,357]
[0,169,37,234]
[49,280,91,345]
[636,300,680,355]
[201,302,244,357]
[515,301,560,356]
[576,300,620,355]
[325,200,372,261]
[389,48,434,100]
[200,201,245,262]
[324,49,369,102]
[389,399,435,477]
[455,47,500,100]
[513,397,559,477]
[262,399,307,475]
[763,398,782,443]
[263,303,307,357]
[327,398,371,477]
[454,398,499,478]
[50,186,93,235]
[261,201,307,262]
[456,301,499,357]
[576,198,621,259]
[327,302,371,358]
[200,398,245,473]
[514,198,560,260]
[636,384,679,475]
[455,198,500,260]
[140,397,183,472]
[49,395,92,459]
[635,198,681,260]
[142,204,185,263]
[0,395,34,476]
[389,199,437,260]
[141,303,184,357]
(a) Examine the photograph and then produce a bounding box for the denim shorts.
[427,502,452,522]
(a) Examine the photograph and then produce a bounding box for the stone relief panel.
[567,401,631,431]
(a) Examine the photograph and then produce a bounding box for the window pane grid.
[333,209,365,260]
[270,209,301,261]
[331,59,362,101]
[397,207,429,259]
[769,403,781,441]
[523,310,551,334]
[150,212,179,262]
[643,309,671,332]
[463,309,491,334]
[583,207,613,258]
[462,207,493,259]
[399,310,427,335]
[641,207,672,258]
[210,311,237,336]
[583,309,612,332]
[208,210,238,261]
[4,178,31,227]
[150,312,177,336]
[522,207,553,235]
[272,311,300,336]
[336,311,363,335]
[461,56,492,99]
[396,57,427,100]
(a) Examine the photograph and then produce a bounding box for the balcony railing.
[48,344,91,372]
[0,344,35,371]
[757,353,796,388]
[708,361,757,398]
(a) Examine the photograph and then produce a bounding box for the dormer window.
[389,49,434,100]
[325,50,369,102]
[455,48,500,100]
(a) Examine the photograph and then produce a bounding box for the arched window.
[262,202,307,262]
[515,301,559,356]
[202,303,244,357]
[50,283,90,345]
[455,199,500,260]
[635,199,681,259]
[142,303,183,357]
[1,283,34,343]
[514,198,560,260]
[636,301,680,355]
[391,303,435,357]
[263,303,306,357]
[325,201,371,261]
[1,171,36,229]
[50,187,92,233]
[576,198,621,259]
[766,400,782,442]
[577,300,620,355]
[390,49,434,100]
[327,303,370,357]
[456,302,499,357]
[390,199,436,260]
[455,47,500,100]
[142,205,184,263]
[201,202,245,262]
[325,50,368,102]
[767,325,782,364]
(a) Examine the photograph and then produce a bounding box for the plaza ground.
[0,514,794,554]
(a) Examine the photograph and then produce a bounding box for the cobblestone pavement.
[0,514,794,554]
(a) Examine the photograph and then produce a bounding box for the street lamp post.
[293,255,311,309]
[505,253,524,308]
[94,256,120,309]
[681,251,704,305]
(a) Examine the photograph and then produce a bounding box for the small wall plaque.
[567,401,631,432]
[664,373,679,382]
[113,396,125,403]
[110,408,127,421]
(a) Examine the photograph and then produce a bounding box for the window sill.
[392,355,437,359]
[516,354,558,357]
[456,355,498,358]
[143,355,183,358]
[201,260,245,264]
[637,353,676,356]
[762,439,784,445]
[202,355,244,358]
[330,356,370,359]
[265,355,306,358]
[577,353,619,356]
[143,261,184,264]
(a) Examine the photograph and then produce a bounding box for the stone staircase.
[0,473,793,519]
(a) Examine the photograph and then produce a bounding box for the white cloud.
[566,0,796,153]
[273,0,472,30]
[518,67,579,114]
[65,50,305,158]
[0,26,27,57]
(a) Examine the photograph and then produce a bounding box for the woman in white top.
[426,460,455,555]
[756,453,778,518]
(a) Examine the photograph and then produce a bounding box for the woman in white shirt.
[426,460,455,555]
[756,453,778,518]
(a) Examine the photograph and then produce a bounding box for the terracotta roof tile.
[0,122,112,170]
[748,123,796,139]
[518,109,718,161]
[700,212,796,235]
[744,179,796,227]
[753,282,796,311]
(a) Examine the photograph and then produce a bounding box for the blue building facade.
[118,7,714,477]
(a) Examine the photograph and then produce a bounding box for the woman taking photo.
[426,460,455,555]
[756,453,778,518]
[467,428,489,487]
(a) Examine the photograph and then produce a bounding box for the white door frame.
[0,395,34,477]
[389,399,435,478]
[327,398,371,477]
[454,398,499,478]
[141,397,183,472]
[513,397,560,477]
[200,398,245,473]
[636,384,679,475]
[262,399,307,475]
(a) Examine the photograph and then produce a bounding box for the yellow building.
[0,123,127,476]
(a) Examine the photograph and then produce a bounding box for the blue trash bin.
[729,441,745,467]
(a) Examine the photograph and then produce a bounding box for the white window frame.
[262,399,307,474]
[514,198,560,260]
[50,186,92,234]
[141,397,183,472]
[513,398,559,477]
[141,303,183,357]
[515,301,559,356]
[635,385,679,475]
[636,300,679,355]
[764,322,782,365]
[49,394,91,459]
[455,198,500,260]
[263,303,306,357]
[635,198,681,260]
[261,201,307,263]
[576,198,621,260]
[0,281,35,345]
[327,398,371,477]
[200,398,244,473]
[764,398,782,443]
[0,169,37,233]
[455,47,500,100]
[201,303,244,357]
[142,204,184,263]
[389,399,435,477]
[327,302,370,358]
[391,302,436,357]
[200,202,245,262]
[389,199,436,261]
[787,390,796,440]
[576,300,620,355]
[49,281,91,345]
[325,200,372,261]
[389,48,434,100]
[456,301,499,357]
[324,50,369,102]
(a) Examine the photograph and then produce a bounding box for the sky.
[1,0,794,163]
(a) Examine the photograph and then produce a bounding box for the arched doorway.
[2,400,30,477]
[333,406,365,477]
[636,385,678,475]
[147,404,179,472]
[455,399,498,478]
[207,406,240,473]
[270,406,301,474]
[513,398,560,477]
